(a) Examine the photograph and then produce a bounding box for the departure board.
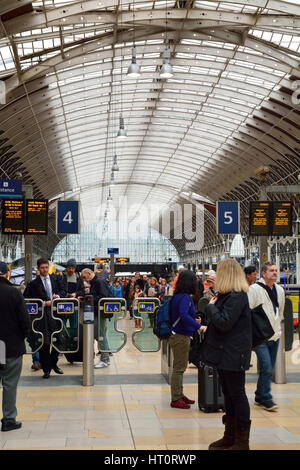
[272,201,293,236]
[116,257,130,263]
[2,199,25,234]
[25,199,48,235]
[249,201,271,236]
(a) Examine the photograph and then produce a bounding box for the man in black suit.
[24,258,64,379]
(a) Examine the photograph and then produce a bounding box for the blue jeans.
[254,339,279,404]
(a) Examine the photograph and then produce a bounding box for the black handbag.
[251,304,275,349]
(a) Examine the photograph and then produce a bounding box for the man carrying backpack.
[248,262,285,411]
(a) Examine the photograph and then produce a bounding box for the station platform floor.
[1,314,300,450]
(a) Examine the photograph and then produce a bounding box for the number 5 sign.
[216,201,240,235]
[56,201,80,234]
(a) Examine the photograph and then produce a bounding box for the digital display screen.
[25,199,48,235]
[2,199,25,234]
[94,258,110,263]
[272,201,293,236]
[116,257,130,263]
[249,202,271,236]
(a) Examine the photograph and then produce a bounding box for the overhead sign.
[249,201,293,237]
[216,201,240,234]
[56,200,80,234]
[108,248,119,255]
[94,258,110,263]
[116,257,130,263]
[249,201,271,236]
[272,201,293,236]
[2,199,25,234]
[0,179,22,199]
[25,199,48,235]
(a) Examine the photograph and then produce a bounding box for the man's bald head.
[81,268,95,282]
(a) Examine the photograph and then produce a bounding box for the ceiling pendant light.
[127,46,141,78]
[160,0,174,80]
[160,45,174,79]
[107,187,113,201]
[110,170,115,184]
[112,153,119,171]
[117,114,127,139]
[127,0,140,78]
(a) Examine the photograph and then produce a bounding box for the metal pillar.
[82,295,94,386]
[23,184,33,286]
[296,239,300,285]
[110,254,115,282]
[259,185,268,275]
[276,242,281,283]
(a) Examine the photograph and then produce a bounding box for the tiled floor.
[1,314,300,450]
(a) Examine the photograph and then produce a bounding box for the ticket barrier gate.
[24,299,44,354]
[132,298,160,352]
[51,298,80,353]
[98,298,127,353]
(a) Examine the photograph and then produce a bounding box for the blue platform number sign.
[217,201,240,235]
[56,200,80,234]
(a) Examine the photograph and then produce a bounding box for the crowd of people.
[0,257,286,451]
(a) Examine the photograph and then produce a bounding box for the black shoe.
[262,401,278,411]
[43,372,50,379]
[1,421,22,432]
[52,366,64,375]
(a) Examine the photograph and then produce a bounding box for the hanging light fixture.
[112,153,119,171]
[127,0,140,78]
[160,0,174,79]
[117,114,127,139]
[107,187,113,201]
[110,170,115,184]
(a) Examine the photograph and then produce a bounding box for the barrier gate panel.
[132,298,160,352]
[98,298,127,353]
[24,299,44,354]
[51,298,80,353]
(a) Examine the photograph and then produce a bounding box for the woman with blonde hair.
[200,258,252,451]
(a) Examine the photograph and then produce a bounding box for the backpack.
[153,297,180,340]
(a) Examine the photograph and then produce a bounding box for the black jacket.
[0,277,30,358]
[200,291,252,372]
[58,271,85,298]
[90,274,111,314]
[23,275,63,344]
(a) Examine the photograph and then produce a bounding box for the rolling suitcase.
[198,362,225,413]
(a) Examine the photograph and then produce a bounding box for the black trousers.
[39,344,60,373]
[218,369,250,431]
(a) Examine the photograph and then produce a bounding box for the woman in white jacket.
[248,262,285,411]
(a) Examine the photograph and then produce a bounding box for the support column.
[23,184,33,286]
[259,185,268,275]
[296,239,300,285]
[276,242,281,283]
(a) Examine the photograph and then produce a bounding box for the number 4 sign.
[56,201,80,234]
[216,201,240,235]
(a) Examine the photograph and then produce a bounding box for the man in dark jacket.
[24,258,64,379]
[81,269,111,367]
[58,259,85,299]
[0,262,30,432]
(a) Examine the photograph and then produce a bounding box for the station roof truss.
[0,0,300,254]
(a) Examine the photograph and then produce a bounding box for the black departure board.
[25,199,48,235]
[272,201,293,236]
[2,199,25,234]
[249,201,271,236]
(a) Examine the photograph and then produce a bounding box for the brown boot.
[138,319,143,328]
[208,415,235,450]
[226,421,251,450]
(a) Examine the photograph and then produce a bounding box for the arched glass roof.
[0,0,299,241]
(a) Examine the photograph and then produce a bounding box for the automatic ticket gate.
[25,299,44,354]
[132,297,160,352]
[51,298,80,353]
[97,298,127,352]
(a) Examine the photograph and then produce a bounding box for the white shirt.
[40,275,52,299]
